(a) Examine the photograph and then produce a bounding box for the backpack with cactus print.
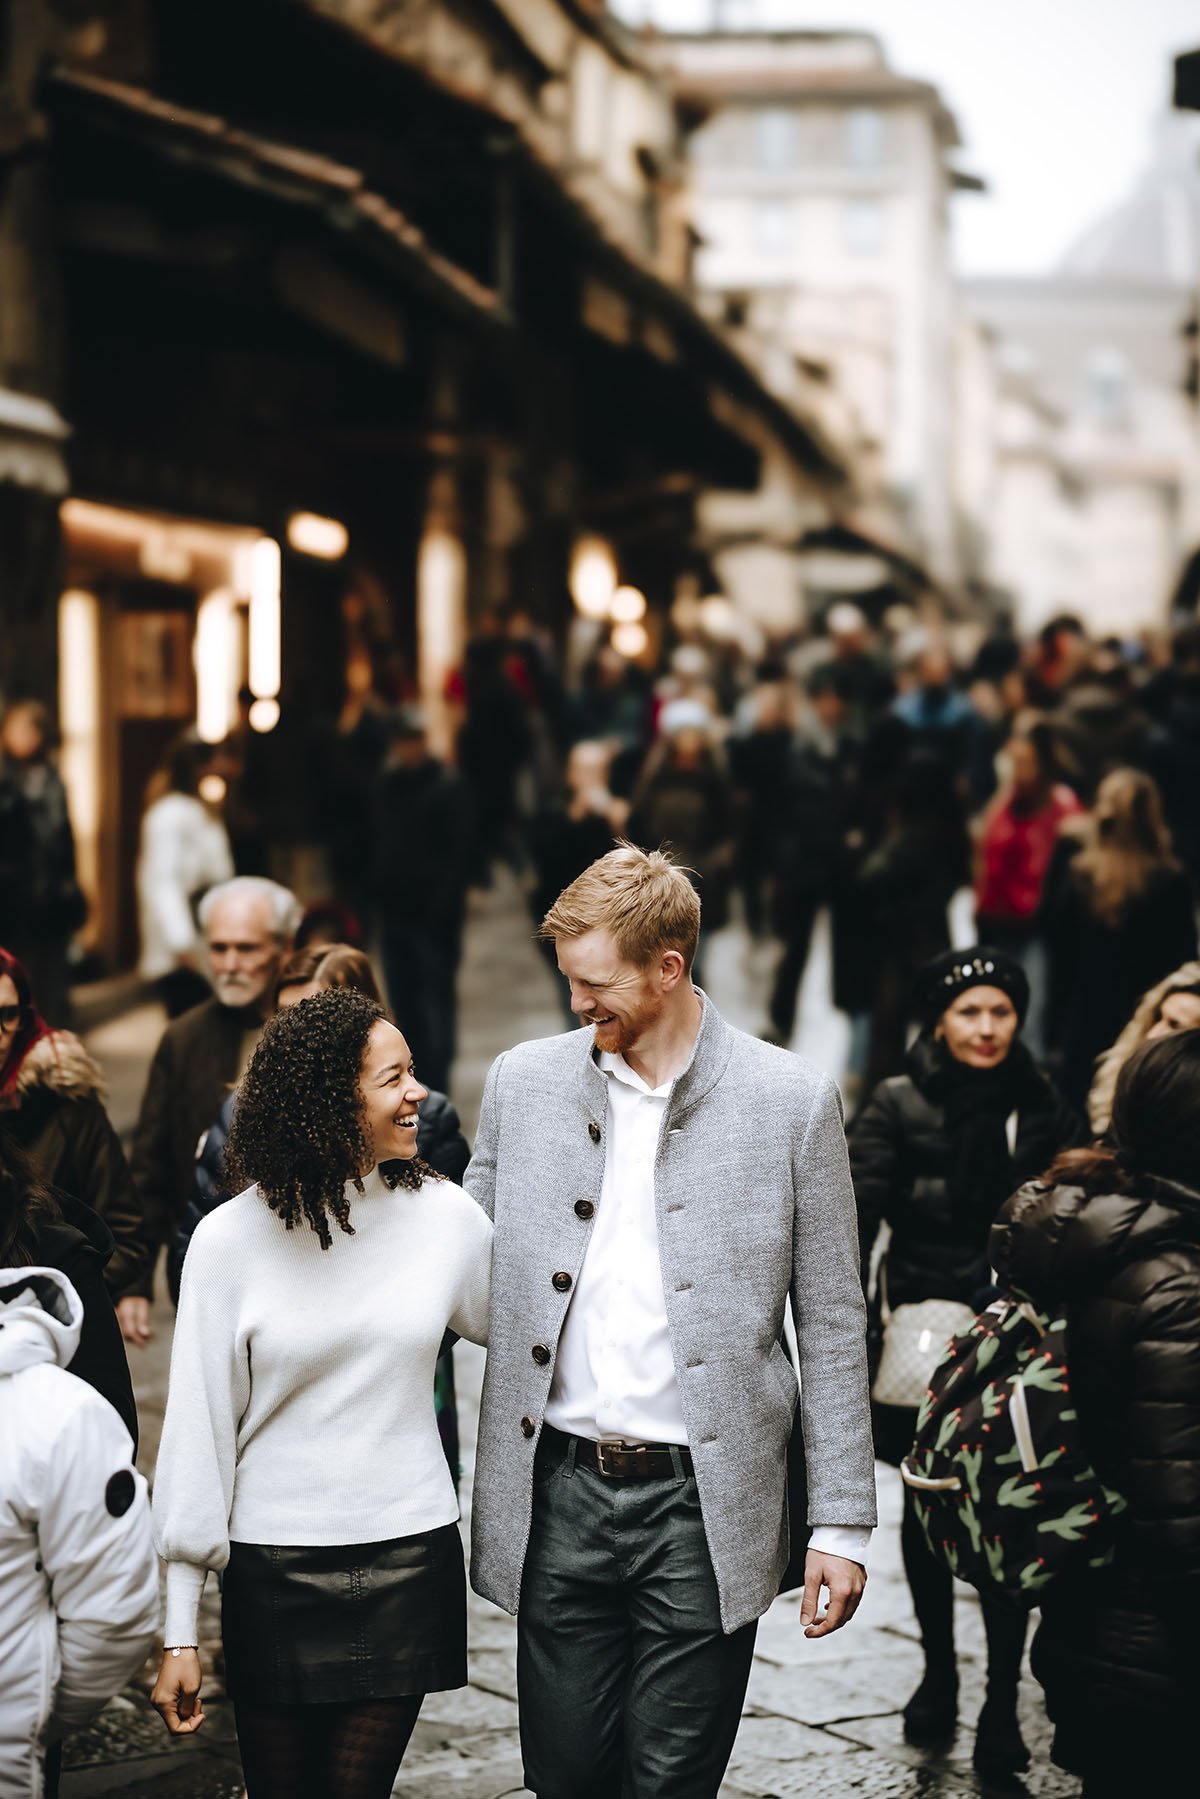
[900,1291,1127,1603]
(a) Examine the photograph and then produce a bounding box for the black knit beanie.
[914,947,1030,1030]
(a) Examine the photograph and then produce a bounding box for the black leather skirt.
[221,1523,467,1704]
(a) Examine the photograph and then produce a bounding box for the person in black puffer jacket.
[990,1029,1200,1797]
[850,947,1085,1778]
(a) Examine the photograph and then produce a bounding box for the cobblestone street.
[62,875,1081,1798]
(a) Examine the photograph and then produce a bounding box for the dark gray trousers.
[517,1431,758,1798]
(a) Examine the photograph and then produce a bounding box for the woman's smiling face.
[359,1019,427,1167]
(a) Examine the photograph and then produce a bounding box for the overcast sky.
[615,0,1200,275]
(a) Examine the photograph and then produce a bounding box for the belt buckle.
[595,1439,646,1478]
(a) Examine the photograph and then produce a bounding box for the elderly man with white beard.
[121,878,301,1346]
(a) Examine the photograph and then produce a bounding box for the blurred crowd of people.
[3,592,1200,1793]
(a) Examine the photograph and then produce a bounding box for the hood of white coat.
[0,1264,83,1376]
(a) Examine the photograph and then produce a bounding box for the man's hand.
[116,1296,153,1347]
[799,1548,866,1639]
[151,1649,204,1734]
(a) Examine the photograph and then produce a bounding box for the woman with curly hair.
[148,989,491,1797]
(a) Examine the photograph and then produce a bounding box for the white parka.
[0,1267,159,1799]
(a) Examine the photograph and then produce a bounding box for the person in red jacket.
[974,720,1082,1053]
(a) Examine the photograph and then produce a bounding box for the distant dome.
[1057,115,1200,286]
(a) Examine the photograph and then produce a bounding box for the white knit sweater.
[152,1167,492,1646]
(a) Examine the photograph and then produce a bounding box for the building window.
[755,108,796,168]
[845,107,885,168]
[844,197,884,255]
[753,200,794,256]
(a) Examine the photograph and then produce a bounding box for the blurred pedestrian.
[0,1258,158,1799]
[454,620,531,881]
[850,948,1082,1778]
[0,946,150,1340]
[150,991,490,1793]
[728,663,795,940]
[991,1030,1200,1795]
[813,602,894,733]
[627,699,737,985]
[1054,647,1149,801]
[371,706,473,1097]
[1086,959,1200,1132]
[765,667,857,1046]
[0,700,84,1027]
[974,719,1083,1054]
[0,1128,136,1446]
[527,740,627,1020]
[891,639,986,779]
[1145,622,1200,892]
[857,748,971,1094]
[125,876,300,1346]
[168,942,470,1484]
[136,733,234,1020]
[1042,769,1197,1108]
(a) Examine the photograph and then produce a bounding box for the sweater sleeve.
[448,1192,493,1348]
[152,1216,250,1646]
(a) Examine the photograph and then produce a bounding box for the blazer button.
[574,1199,595,1220]
[531,1343,551,1365]
[588,1120,601,1143]
[552,1270,573,1292]
[520,1415,536,1438]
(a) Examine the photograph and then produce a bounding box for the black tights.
[901,1487,1027,1699]
[235,1695,424,1799]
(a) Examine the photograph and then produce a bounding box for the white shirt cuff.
[808,1525,872,1569]
[163,1561,208,1648]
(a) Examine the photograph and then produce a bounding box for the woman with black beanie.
[850,948,1084,1777]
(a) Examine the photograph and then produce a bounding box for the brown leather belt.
[546,1427,694,1480]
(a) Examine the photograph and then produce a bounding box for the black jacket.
[128,997,258,1297]
[991,1175,1200,1776]
[850,1035,1084,1308]
[6,1033,151,1300]
[31,1194,138,1451]
[168,1087,472,1303]
[1042,841,1198,1107]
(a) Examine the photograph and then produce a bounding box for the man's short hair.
[198,877,303,944]
[538,843,700,973]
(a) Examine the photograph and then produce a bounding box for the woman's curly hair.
[223,988,439,1249]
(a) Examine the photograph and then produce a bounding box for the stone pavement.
[63,875,1082,1798]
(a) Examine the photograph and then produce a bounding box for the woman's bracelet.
[166,1645,198,1656]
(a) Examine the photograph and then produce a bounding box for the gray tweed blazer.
[465,992,877,1634]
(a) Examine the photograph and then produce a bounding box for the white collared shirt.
[544,1044,871,1568]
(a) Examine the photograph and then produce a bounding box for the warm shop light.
[699,593,738,642]
[194,588,238,743]
[57,590,101,906]
[610,585,647,624]
[287,511,349,560]
[247,537,282,699]
[612,621,649,659]
[198,774,228,805]
[569,536,617,620]
[248,697,280,733]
